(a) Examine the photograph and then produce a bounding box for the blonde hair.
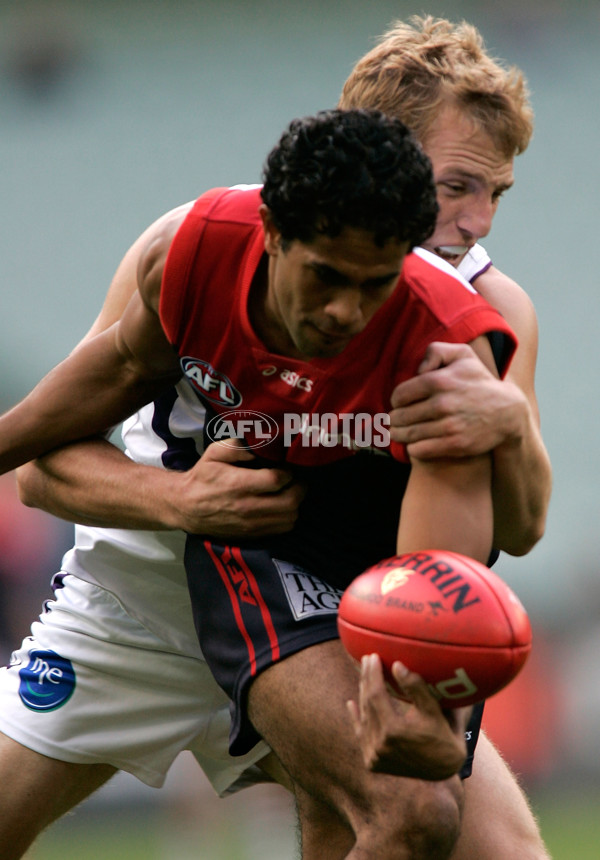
[339,15,533,157]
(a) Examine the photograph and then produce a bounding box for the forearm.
[397,455,493,564]
[17,434,304,537]
[491,404,552,556]
[16,438,187,530]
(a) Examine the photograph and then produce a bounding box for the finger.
[417,342,471,374]
[203,438,256,463]
[346,699,361,736]
[390,397,452,429]
[390,375,437,409]
[203,441,299,494]
[391,363,467,411]
[359,654,407,723]
[405,437,478,461]
[389,661,441,713]
[359,653,386,694]
[394,419,460,445]
[246,469,301,495]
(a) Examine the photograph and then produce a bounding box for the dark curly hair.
[260,109,438,249]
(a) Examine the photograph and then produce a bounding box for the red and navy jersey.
[160,185,516,469]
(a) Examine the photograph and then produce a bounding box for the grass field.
[24,785,600,859]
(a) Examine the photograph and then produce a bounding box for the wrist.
[154,467,198,531]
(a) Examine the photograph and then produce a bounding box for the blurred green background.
[0,0,597,857]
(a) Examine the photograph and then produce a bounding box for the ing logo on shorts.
[18,649,76,712]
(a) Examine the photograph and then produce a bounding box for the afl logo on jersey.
[206,410,279,449]
[18,649,76,712]
[182,358,242,407]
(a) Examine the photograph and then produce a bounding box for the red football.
[338,550,532,708]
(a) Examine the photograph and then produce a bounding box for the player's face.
[421,105,515,268]
[258,215,408,359]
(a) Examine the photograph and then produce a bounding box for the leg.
[0,732,116,860]
[451,731,550,859]
[256,751,294,792]
[294,784,355,859]
[248,639,464,859]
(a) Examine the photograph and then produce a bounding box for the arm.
[17,436,303,536]
[16,204,303,535]
[347,445,491,776]
[0,313,179,476]
[477,267,551,555]
[390,268,551,555]
[0,218,182,476]
[348,349,494,776]
[396,334,495,563]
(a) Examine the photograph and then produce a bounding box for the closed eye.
[439,181,467,195]
[309,262,348,287]
[308,263,399,292]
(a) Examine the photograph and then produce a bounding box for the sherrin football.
[337,550,532,708]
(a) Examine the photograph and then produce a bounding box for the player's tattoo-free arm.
[16,203,304,535]
[477,267,551,555]
[366,352,493,778]
[390,271,552,555]
[395,335,495,565]
[0,220,182,476]
[17,436,304,536]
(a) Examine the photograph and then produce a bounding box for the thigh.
[248,638,464,858]
[0,731,116,859]
[184,539,343,756]
[451,730,549,860]
[0,574,269,793]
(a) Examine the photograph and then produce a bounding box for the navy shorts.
[184,537,483,778]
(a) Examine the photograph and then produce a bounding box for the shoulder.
[136,202,195,309]
[472,265,538,345]
[403,248,477,295]
[138,202,194,283]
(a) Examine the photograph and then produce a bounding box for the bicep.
[82,244,141,343]
[501,298,539,413]
[113,287,181,379]
[472,266,540,415]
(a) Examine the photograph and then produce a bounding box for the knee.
[355,778,464,859]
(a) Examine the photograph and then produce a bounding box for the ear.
[259,204,282,256]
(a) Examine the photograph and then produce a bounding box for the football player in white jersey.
[0,16,550,860]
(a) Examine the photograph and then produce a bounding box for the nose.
[457,194,495,241]
[323,289,364,330]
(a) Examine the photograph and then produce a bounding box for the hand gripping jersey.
[60,186,511,641]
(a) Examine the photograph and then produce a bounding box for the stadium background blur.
[0,1,597,857]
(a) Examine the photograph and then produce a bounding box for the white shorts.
[0,574,271,795]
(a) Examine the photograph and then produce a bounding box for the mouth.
[317,329,353,344]
[310,324,355,352]
[433,245,469,265]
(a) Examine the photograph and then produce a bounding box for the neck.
[248,255,298,357]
